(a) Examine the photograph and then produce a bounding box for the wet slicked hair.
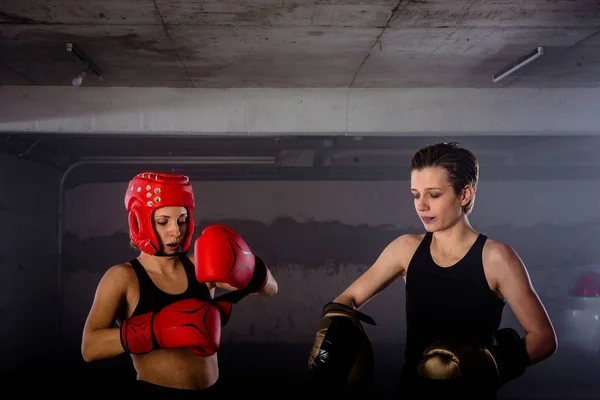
[409,142,479,214]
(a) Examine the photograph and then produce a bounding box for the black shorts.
[125,379,223,398]
[398,364,497,400]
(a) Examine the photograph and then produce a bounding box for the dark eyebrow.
[154,213,187,219]
[411,187,443,192]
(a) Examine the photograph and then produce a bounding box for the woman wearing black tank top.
[313,142,557,399]
[81,172,278,398]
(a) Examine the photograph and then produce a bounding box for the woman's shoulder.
[388,233,427,262]
[395,232,427,247]
[102,261,137,283]
[482,237,522,266]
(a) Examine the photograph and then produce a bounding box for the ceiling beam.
[62,164,600,189]
[3,87,600,137]
[512,136,600,165]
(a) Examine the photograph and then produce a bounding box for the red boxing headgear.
[124,172,195,256]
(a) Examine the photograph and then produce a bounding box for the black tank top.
[403,232,505,368]
[129,256,212,317]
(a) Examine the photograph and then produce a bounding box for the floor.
[2,342,598,399]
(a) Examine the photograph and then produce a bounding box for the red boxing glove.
[194,224,269,304]
[120,298,222,357]
[188,300,233,355]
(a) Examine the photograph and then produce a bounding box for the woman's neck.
[138,252,179,275]
[431,216,478,255]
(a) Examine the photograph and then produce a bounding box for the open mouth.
[167,243,180,249]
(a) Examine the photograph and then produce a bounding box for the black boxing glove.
[417,328,530,389]
[308,302,377,386]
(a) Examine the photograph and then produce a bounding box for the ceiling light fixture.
[66,42,104,86]
[492,46,544,83]
[71,69,87,87]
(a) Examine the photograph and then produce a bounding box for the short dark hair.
[409,142,479,214]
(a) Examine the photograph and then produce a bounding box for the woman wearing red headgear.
[81,172,278,396]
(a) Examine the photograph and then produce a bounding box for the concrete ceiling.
[1,0,599,89]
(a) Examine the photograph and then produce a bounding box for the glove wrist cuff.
[244,255,268,293]
[322,302,377,326]
[489,328,530,387]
